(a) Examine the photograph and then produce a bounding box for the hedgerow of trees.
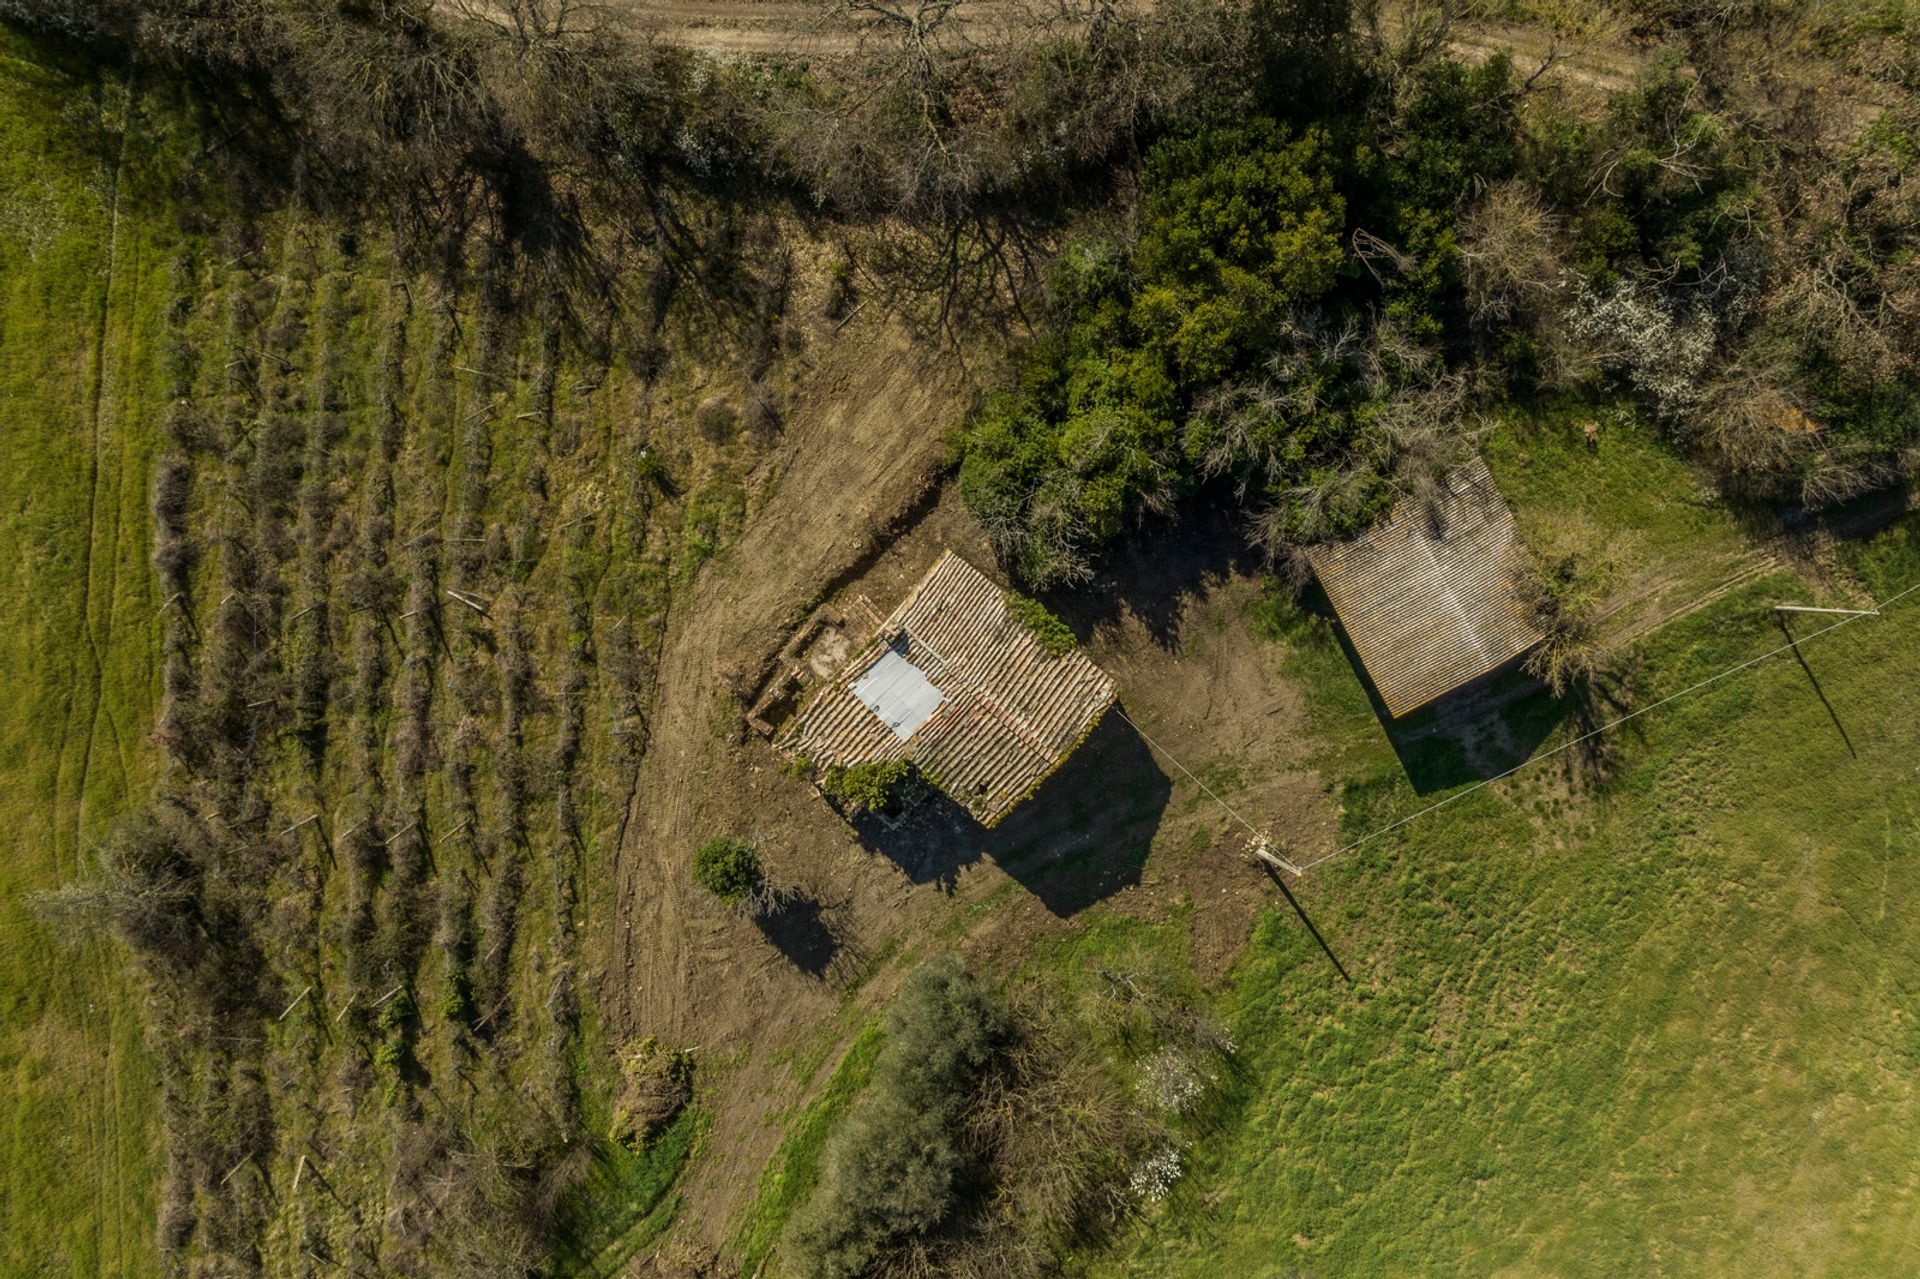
[957,6,1920,586]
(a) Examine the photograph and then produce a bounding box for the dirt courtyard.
[602,311,1341,1261]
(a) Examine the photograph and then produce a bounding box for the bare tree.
[30,809,209,969]
[1457,179,1569,329]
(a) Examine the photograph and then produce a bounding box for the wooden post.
[1246,834,1302,876]
[1773,604,1879,617]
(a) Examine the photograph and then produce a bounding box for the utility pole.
[1774,604,1879,617]
[1248,836,1352,985]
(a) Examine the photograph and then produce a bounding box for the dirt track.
[618,0,1050,56]
[609,320,963,1044]
[607,0,1642,96]
[607,319,975,1255]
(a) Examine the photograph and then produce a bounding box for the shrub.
[31,807,209,972]
[823,254,855,320]
[787,954,1004,1278]
[818,759,913,815]
[692,837,763,906]
[1457,179,1568,331]
[695,394,738,443]
[789,946,1234,1276]
[1567,278,1716,420]
[1692,368,1826,499]
[610,1038,693,1149]
[376,988,414,1034]
[1514,540,1613,698]
[743,380,781,440]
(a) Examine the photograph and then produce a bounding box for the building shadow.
[1305,584,1567,795]
[751,893,841,978]
[1046,507,1265,652]
[846,709,1172,917]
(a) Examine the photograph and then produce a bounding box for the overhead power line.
[1292,575,1920,874]
[1112,574,1920,879]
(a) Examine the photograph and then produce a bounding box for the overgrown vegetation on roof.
[819,760,916,816]
[1007,593,1079,658]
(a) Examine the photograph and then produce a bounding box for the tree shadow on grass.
[846,709,1172,917]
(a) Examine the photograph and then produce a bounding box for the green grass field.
[1092,484,1920,1274]
[0,35,172,1276]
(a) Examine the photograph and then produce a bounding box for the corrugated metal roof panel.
[1307,457,1542,717]
[849,643,946,740]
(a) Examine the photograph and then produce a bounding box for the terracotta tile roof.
[778,551,1117,826]
[1307,457,1542,717]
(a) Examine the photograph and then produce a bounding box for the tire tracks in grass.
[84,75,133,1277]
[64,73,129,874]
[65,69,148,1275]
[49,71,123,1274]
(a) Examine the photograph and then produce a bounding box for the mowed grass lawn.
[1098,476,1920,1274]
[0,35,177,1276]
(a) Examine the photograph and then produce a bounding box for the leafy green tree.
[787,953,1004,1278]
[958,121,1352,586]
[1134,120,1345,384]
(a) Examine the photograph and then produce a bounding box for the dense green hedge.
[959,38,1920,585]
[958,59,1517,585]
